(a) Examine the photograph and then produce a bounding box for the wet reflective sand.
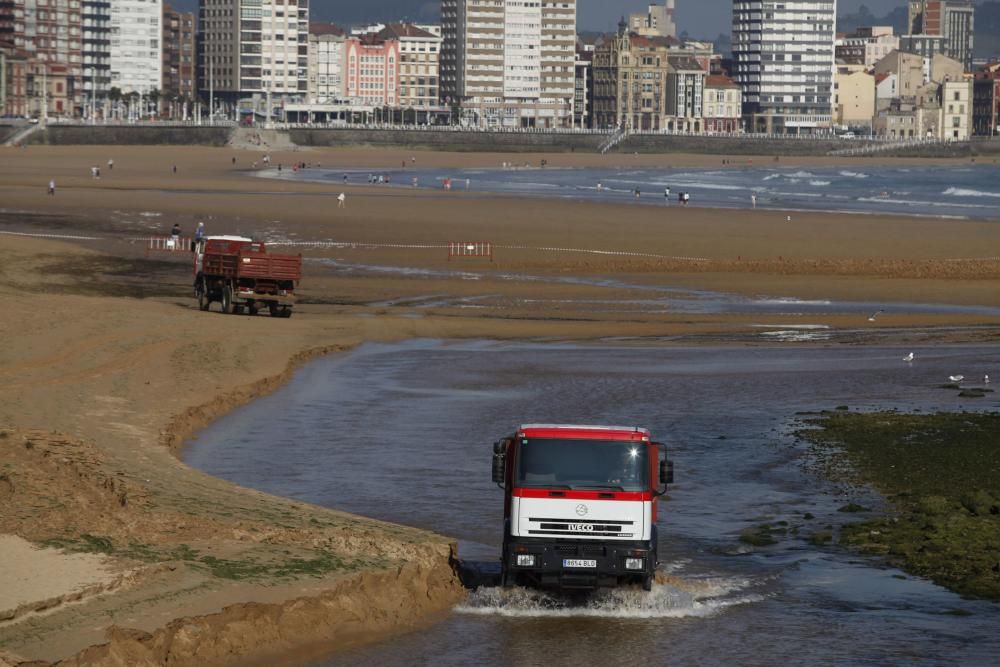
[184,341,1000,666]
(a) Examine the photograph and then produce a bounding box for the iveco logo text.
[575,504,588,516]
[568,523,594,532]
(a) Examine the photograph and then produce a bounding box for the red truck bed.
[199,239,301,282]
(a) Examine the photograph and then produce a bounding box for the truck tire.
[197,282,209,311]
[221,285,233,314]
[269,303,280,317]
[248,304,259,316]
[642,575,653,592]
[280,307,292,318]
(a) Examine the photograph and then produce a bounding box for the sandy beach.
[0,143,998,666]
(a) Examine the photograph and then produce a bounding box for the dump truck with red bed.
[193,236,302,317]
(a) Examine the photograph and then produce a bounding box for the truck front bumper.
[502,536,656,590]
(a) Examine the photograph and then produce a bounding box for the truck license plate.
[563,559,597,568]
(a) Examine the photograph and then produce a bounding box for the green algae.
[799,411,1000,600]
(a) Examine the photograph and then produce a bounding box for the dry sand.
[0,144,998,666]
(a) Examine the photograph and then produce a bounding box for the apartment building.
[342,33,399,107]
[441,0,577,128]
[197,0,309,109]
[2,0,83,116]
[907,0,974,71]
[307,21,344,103]
[378,23,441,110]
[163,4,194,105]
[702,73,741,132]
[592,29,713,132]
[110,0,162,94]
[835,26,898,68]
[81,0,110,106]
[941,77,972,139]
[972,62,1000,135]
[731,0,836,134]
[833,66,874,128]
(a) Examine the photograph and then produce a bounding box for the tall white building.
[732,0,837,133]
[198,0,309,109]
[82,0,112,104]
[308,22,345,103]
[110,0,163,94]
[441,0,577,128]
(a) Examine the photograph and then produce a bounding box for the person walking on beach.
[108,158,114,171]
[683,192,690,206]
[48,179,55,195]
[337,192,346,208]
[664,186,671,203]
[751,192,757,209]
[192,221,205,251]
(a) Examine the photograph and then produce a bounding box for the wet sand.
[0,144,999,665]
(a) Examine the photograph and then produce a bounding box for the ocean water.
[270,164,1000,220]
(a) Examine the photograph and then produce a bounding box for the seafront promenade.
[4,120,1000,158]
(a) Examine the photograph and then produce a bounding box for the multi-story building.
[833,66,874,128]
[110,0,162,95]
[899,33,945,61]
[732,0,836,134]
[666,57,704,124]
[163,4,195,111]
[307,21,344,103]
[574,48,591,128]
[0,0,13,52]
[3,0,83,116]
[342,33,399,107]
[81,0,111,113]
[629,1,676,39]
[702,73,741,132]
[874,50,925,99]
[906,0,974,71]
[378,23,441,111]
[940,77,972,139]
[441,0,577,128]
[592,29,714,132]
[197,0,309,111]
[972,62,1000,135]
[835,26,898,68]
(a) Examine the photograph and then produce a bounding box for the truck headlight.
[516,554,536,567]
[625,557,644,571]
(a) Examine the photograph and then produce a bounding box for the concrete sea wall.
[25,125,232,146]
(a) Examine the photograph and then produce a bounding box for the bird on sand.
[868,309,884,322]
[903,352,914,362]
[949,375,964,383]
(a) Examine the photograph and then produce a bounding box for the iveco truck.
[492,424,674,592]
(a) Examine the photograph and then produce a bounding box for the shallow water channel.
[183,341,1000,667]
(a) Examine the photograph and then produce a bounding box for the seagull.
[903,352,914,362]
[868,309,884,322]
[949,375,964,383]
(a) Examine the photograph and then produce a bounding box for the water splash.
[456,570,764,619]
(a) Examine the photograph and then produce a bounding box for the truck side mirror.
[492,454,505,485]
[659,459,674,486]
[492,439,509,486]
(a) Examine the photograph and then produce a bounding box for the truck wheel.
[197,283,209,311]
[248,304,259,316]
[269,304,280,317]
[280,307,292,318]
[234,305,244,315]
[221,286,233,314]
[642,575,653,592]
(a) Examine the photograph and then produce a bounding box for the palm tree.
[108,87,122,120]
[148,88,161,117]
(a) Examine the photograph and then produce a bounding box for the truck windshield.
[515,438,649,492]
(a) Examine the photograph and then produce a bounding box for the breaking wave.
[942,187,1000,199]
[839,170,869,179]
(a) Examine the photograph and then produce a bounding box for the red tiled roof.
[309,22,346,37]
[378,23,436,40]
[705,74,739,88]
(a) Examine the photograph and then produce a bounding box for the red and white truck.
[193,236,302,317]
[492,424,674,591]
